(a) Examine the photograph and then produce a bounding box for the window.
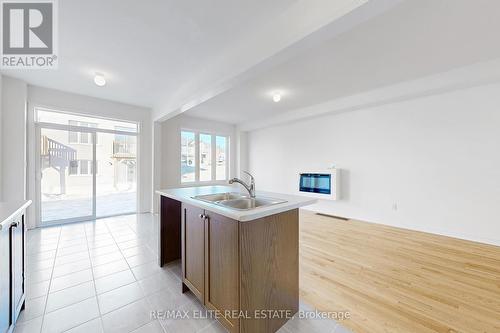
[68,120,98,144]
[180,130,229,183]
[199,134,212,181]
[181,131,196,182]
[216,136,227,180]
[68,160,97,176]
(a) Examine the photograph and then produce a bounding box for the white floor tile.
[126,253,156,268]
[26,280,50,300]
[101,299,153,333]
[56,244,88,257]
[97,282,145,315]
[137,273,171,296]
[17,296,46,323]
[13,316,43,333]
[27,250,57,262]
[146,287,192,311]
[91,251,124,267]
[199,321,228,333]
[131,261,163,280]
[46,281,96,313]
[52,258,91,278]
[92,259,130,279]
[26,268,53,284]
[42,297,100,333]
[160,297,213,333]
[122,245,154,258]
[95,269,136,294]
[65,318,104,333]
[26,258,54,273]
[54,252,89,266]
[50,269,93,293]
[89,245,119,256]
[131,320,165,333]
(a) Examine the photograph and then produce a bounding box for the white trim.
[92,132,97,218]
[36,121,138,136]
[34,109,140,225]
[180,129,230,184]
[35,105,140,131]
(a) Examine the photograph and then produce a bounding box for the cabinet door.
[0,221,11,333]
[11,214,25,322]
[204,211,239,333]
[181,203,205,302]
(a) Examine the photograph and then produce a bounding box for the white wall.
[1,76,28,202]
[0,75,2,200]
[159,114,236,190]
[247,82,500,246]
[27,86,153,226]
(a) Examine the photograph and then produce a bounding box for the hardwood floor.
[299,209,500,333]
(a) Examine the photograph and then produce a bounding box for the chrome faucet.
[229,171,255,198]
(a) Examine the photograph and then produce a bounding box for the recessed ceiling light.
[94,73,106,87]
[272,93,281,102]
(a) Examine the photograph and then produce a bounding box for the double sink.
[192,192,287,211]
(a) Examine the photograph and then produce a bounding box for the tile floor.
[15,213,350,333]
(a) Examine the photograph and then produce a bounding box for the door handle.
[10,221,19,228]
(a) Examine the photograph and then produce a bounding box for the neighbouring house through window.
[181,130,229,183]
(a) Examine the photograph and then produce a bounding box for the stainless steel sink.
[218,197,287,210]
[192,192,287,211]
[192,192,248,203]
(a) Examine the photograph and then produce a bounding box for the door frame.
[35,119,139,226]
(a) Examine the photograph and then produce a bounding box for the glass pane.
[181,131,196,183]
[199,134,212,181]
[96,132,137,217]
[40,128,93,223]
[216,136,227,180]
[37,108,138,133]
[80,160,89,174]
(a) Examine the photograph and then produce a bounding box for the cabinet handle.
[199,214,205,219]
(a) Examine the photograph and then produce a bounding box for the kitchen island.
[156,186,315,333]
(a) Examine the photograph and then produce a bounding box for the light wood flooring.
[299,209,500,333]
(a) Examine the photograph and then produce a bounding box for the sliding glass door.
[96,132,137,218]
[36,109,138,226]
[40,127,94,223]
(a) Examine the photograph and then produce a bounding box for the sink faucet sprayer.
[229,171,255,198]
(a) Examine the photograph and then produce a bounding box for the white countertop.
[0,200,32,230]
[156,185,316,222]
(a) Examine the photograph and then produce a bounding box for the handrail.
[41,135,77,161]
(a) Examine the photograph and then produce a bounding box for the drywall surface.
[27,86,153,217]
[248,82,500,246]
[1,76,27,203]
[0,75,2,200]
[159,114,236,189]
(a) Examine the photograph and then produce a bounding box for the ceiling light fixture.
[94,73,106,87]
[272,93,281,103]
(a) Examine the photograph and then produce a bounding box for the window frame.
[180,129,230,184]
[68,120,98,144]
[68,160,99,176]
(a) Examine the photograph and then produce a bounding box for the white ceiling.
[1,0,368,111]
[185,0,500,126]
[0,0,296,107]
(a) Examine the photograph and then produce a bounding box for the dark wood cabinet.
[181,203,206,303]
[178,202,298,333]
[204,211,239,332]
